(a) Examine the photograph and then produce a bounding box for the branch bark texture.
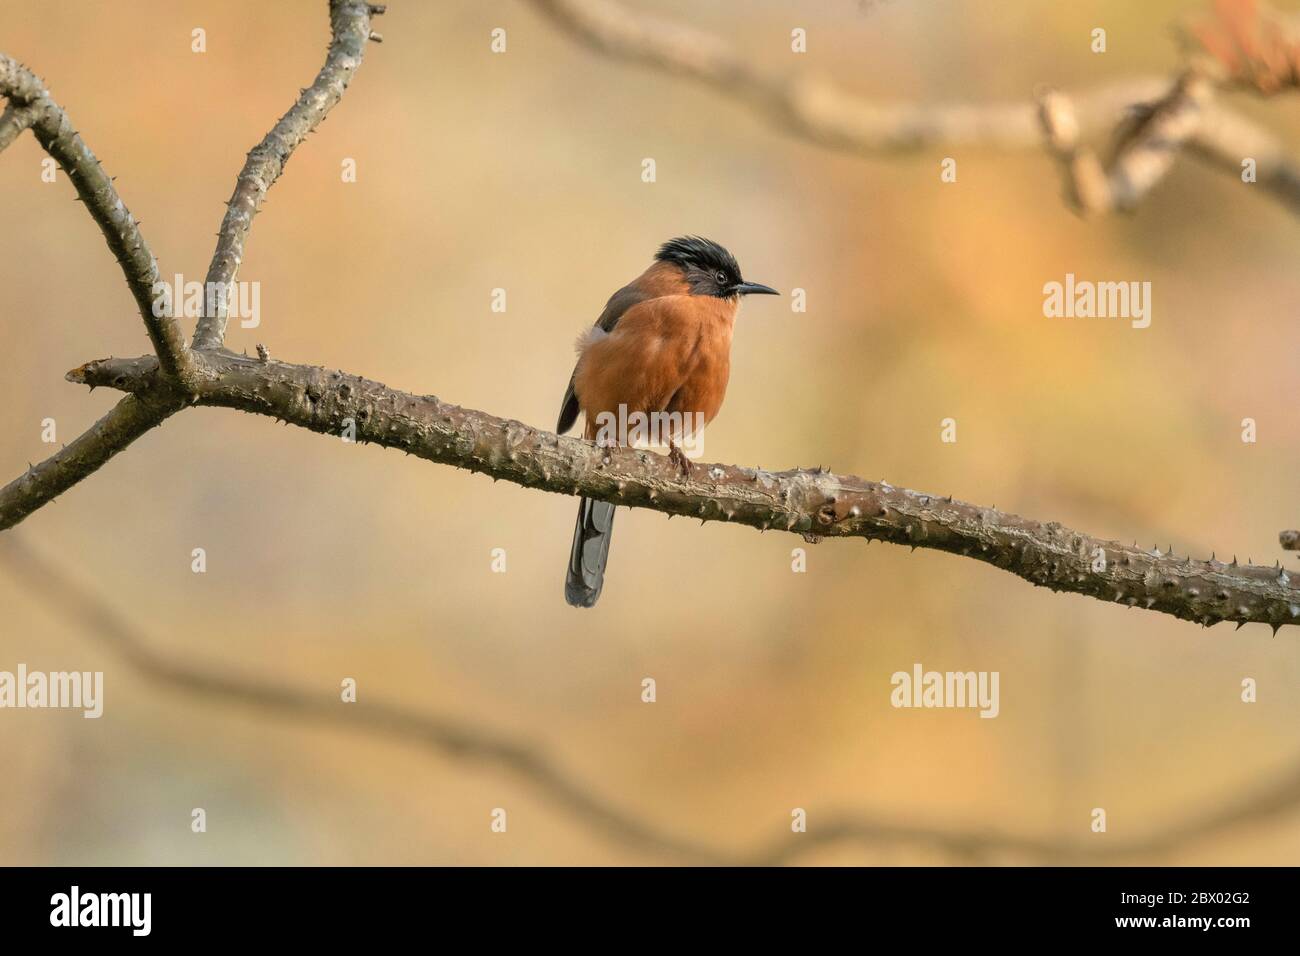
[193,0,378,349]
[4,0,1300,868]
[0,55,192,379]
[0,392,182,532]
[0,1,382,530]
[66,349,1300,633]
[4,0,1299,636]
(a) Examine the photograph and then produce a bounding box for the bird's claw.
[668,442,692,478]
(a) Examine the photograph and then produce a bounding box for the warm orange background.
[1,0,1298,865]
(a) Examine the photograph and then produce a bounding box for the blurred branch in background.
[0,537,732,865]
[1038,69,1215,215]
[5,534,1300,865]
[528,0,1300,216]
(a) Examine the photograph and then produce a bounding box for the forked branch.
[0,0,382,528]
[3,3,1298,629]
[528,0,1300,217]
[4,0,1300,869]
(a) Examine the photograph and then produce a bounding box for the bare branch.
[528,0,1300,217]
[1039,70,1216,215]
[757,757,1300,862]
[0,536,738,865]
[529,0,1148,152]
[0,1,386,533]
[0,101,35,152]
[5,0,1298,868]
[1187,101,1300,210]
[0,390,184,532]
[67,348,1300,633]
[192,0,380,350]
[0,55,193,380]
[7,534,1300,865]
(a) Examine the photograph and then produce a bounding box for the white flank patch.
[574,325,610,355]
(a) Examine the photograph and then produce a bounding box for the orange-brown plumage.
[557,237,777,607]
[574,293,736,441]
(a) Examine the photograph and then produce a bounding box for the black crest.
[655,236,740,285]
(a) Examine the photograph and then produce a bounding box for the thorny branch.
[0,102,36,151]
[0,0,382,531]
[6,534,1300,866]
[65,348,1300,633]
[0,393,183,533]
[1,1,1299,630]
[2,0,1300,865]
[194,0,383,350]
[0,55,192,379]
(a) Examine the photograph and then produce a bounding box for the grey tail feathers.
[566,497,615,608]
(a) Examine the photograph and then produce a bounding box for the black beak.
[732,281,779,296]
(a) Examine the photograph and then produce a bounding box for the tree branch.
[5,1,1297,632]
[529,0,1153,152]
[756,755,1300,862]
[66,348,1300,633]
[1185,94,1300,210]
[192,0,382,350]
[0,391,184,532]
[1038,69,1216,215]
[7,533,1300,865]
[2,5,1295,866]
[0,1,385,532]
[0,55,192,380]
[0,101,35,152]
[0,535,733,865]
[528,0,1300,217]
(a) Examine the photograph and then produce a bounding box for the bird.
[556,236,778,608]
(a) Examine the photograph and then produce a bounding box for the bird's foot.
[668,441,692,478]
[593,435,619,464]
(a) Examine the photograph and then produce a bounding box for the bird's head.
[655,236,779,300]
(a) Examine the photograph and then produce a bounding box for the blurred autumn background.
[2,0,1299,865]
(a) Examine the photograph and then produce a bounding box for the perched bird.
[557,236,778,608]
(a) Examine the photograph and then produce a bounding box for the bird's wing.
[569,295,707,428]
[556,282,649,434]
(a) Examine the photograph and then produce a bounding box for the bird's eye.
[716,271,728,284]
